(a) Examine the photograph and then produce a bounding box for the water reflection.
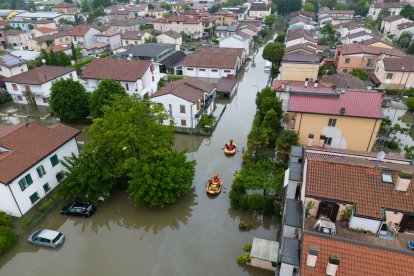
[227,207,278,234]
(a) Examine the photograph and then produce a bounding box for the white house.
[0,122,79,217]
[14,11,74,23]
[121,31,152,46]
[156,31,182,51]
[83,42,110,57]
[5,65,77,106]
[339,22,367,38]
[182,47,245,79]
[0,54,28,78]
[68,25,100,47]
[153,15,203,39]
[248,2,271,19]
[150,78,216,129]
[219,34,250,54]
[95,29,122,50]
[4,30,31,49]
[341,31,373,44]
[368,2,404,20]
[381,15,411,36]
[80,58,160,98]
[395,22,414,39]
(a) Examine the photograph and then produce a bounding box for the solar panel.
[0,55,22,67]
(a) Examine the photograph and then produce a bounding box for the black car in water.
[61,202,95,217]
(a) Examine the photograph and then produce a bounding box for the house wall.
[96,34,122,50]
[279,62,319,81]
[6,71,78,106]
[6,33,31,48]
[109,25,140,34]
[2,138,79,217]
[368,7,402,20]
[349,214,382,233]
[291,112,381,152]
[156,34,182,50]
[304,197,320,217]
[219,36,249,54]
[248,9,271,19]
[385,210,404,230]
[0,63,28,78]
[382,18,411,35]
[285,37,316,48]
[183,66,235,78]
[395,26,414,38]
[337,53,379,73]
[250,258,276,272]
[375,60,414,89]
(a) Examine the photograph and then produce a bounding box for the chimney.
[281,83,285,89]
[319,135,326,147]
[326,256,340,276]
[304,78,309,88]
[307,133,314,146]
[339,107,346,115]
[395,170,412,192]
[314,80,319,88]
[306,246,319,267]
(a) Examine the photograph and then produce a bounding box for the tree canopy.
[262,42,285,66]
[400,4,414,21]
[89,79,128,118]
[264,14,277,27]
[49,79,90,122]
[351,69,369,81]
[274,0,302,14]
[303,2,315,12]
[398,32,412,48]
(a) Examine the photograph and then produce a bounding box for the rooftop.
[282,53,319,63]
[81,58,151,81]
[321,73,367,89]
[288,89,383,119]
[84,41,109,50]
[339,44,403,57]
[53,2,77,8]
[182,47,243,69]
[6,65,74,85]
[383,15,405,23]
[383,56,414,72]
[0,54,26,69]
[68,25,94,36]
[121,30,145,40]
[373,2,404,9]
[120,43,175,59]
[159,30,181,39]
[95,29,120,37]
[0,123,79,184]
[274,80,331,92]
[215,77,237,93]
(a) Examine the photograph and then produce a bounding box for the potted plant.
[340,207,352,228]
[305,201,315,217]
[329,255,340,265]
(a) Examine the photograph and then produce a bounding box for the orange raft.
[206,175,222,195]
[224,140,236,155]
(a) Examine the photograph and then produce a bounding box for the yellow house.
[0,10,24,21]
[374,56,414,89]
[279,53,320,81]
[362,38,394,49]
[284,88,383,152]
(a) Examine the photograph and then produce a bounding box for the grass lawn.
[400,112,414,139]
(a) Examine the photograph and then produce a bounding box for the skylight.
[381,173,393,184]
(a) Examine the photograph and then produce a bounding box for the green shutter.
[18,179,26,191]
[50,154,59,167]
[43,183,50,192]
[25,174,33,185]
[36,166,42,177]
[29,192,39,204]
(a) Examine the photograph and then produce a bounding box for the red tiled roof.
[215,77,237,92]
[382,56,414,72]
[53,2,77,8]
[288,89,383,119]
[95,29,120,37]
[301,234,414,276]
[6,65,75,85]
[44,44,71,54]
[340,44,404,57]
[68,25,92,36]
[151,77,214,103]
[0,123,79,184]
[183,47,243,69]
[36,27,56,34]
[81,58,151,81]
[305,152,414,218]
[84,42,109,50]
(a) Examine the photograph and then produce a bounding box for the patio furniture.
[314,217,336,235]
[408,241,414,251]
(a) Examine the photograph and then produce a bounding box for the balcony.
[195,91,216,118]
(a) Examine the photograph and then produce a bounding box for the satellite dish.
[41,59,46,64]
[377,151,385,161]
[129,53,133,58]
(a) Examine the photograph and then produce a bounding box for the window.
[43,183,50,193]
[386,73,393,79]
[69,73,73,79]
[224,70,231,73]
[211,69,218,72]
[342,69,348,73]
[125,83,129,90]
[56,171,64,182]
[180,119,187,126]
[43,97,48,103]
[18,174,33,191]
[367,59,374,67]
[345,58,350,64]
[17,95,23,101]
[187,67,194,71]
[180,105,186,113]
[199,68,206,72]
[50,154,59,167]
[36,165,46,177]
[324,137,333,146]
[328,118,337,127]
[12,84,18,91]
[376,66,379,72]
[29,192,40,204]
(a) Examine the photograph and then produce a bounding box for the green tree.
[80,0,91,12]
[145,36,157,43]
[262,42,284,75]
[247,127,269,150]
[264,14,277,28]
[400,4,414,20]
[303,2,315,12]
[27,0,36,11]
[209,3,221,13]
[351,68,369,81]
[160,1,171,11]
[276,130,299,156]
[59,153,116,204]
[398,32,412,48]
[275,32,285,43]
[407,43,414,54]
[49,49,58,65]
[89,79,127,118]
[0,226,17,255]
[57,52,72,66]
[162,12,171,18]
[256,86,283,117]
[275,0,301,14]
[334,3,348,10]
[71,42,77,60]
[376,8,390,31]
[49,79,90,122]
[127,150,195,207]
[92,0,111,8]
[407,97,414,112]
[319,0,336,9]
[404,145,414,160]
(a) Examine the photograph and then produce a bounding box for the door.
[316,202,340,222]
[399,214,414,233]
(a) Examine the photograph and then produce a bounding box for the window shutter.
[26,174,33,185]
[18,179,26,191]
[50,154,59,167]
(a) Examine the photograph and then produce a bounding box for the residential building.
[340,30,373,44]
[289,10,314,22]
[14,12,74,23]
[0,9,25,21]
[219,34,250,54]
[374,56,414,89]
[150,78,216,129]
[285,29,317,48]
[339,21,364,37]
[32,27,58,37]
[284,43,325,55]
[68,25,100,47]
[109,20,142,34]
[288,17,316,31]
[147,7,166,19]
[129,5,148,17]
[320,73,367,90]
[335,44,404,73]
[83,42,109,56]
[5,30,31,49]
[182,47,245,78]
[360,37,394,49]
[381,15,411,35]
[80,58,160,98]
[117,43,176,62]
[318,8,354,26]
[5,65,77,106]
[95,29,121,50]
[248,2,271,19]
[395,22,414,39]
[121,31,152,46]
[221,6,249,21]
[109,7,134,20]
[26,31,71,51]
[279,54,320,81]
[44,44,72,55]
[156,31,182,50]
[0,122,80,217]
[368,2,404,20]
[214,10,238,26]
[215,23,240,39]
[0,25,5,49]
[0,54,28,78]
[153,16,203,39]
[10,19,56,32]
[52,2,79,15]
[280,146,414,276]
[284,88,383,151]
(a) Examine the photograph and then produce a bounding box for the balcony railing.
[195,91,216,118]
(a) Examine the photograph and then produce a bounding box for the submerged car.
[61,202,95,217]
[27,229,65,248]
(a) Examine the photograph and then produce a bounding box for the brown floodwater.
[0,46,279,276]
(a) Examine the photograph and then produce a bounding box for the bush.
[0,226,18,255]
[242,150,253,164]
[0,212,12,227]
[167,74,186,82]
[248,193,264,213]
[407,97,414,112]
[263,196,274,215]
[229,180,248,210]
[274,202,282,216]
[72,57,95,70]
[387,140,400,150]
[243,243,252,252]
[236,253,251,265]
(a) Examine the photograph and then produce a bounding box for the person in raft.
[226,139,235,150]
[213,175,220,183]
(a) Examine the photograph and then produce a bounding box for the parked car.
[27,229,65,248]
[61,202,95,217]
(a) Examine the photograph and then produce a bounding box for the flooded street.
[0,46,278,276]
